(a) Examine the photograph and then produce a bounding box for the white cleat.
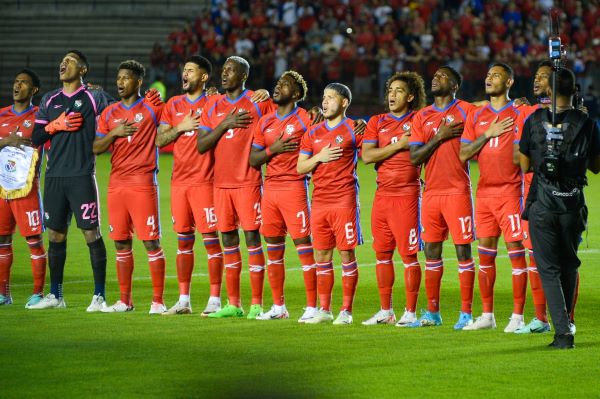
[570,322,576,335]
[256,304,290,320]
[297,306,318,323]
[201,297,221,317]
[162,301,192,315]
[86,295,108,312]
[304,308,334,324]
[333,310,353,325]
[26,293,66,309]
[504,313,525,333]
[463,313,497,330]
[395,309,418,327]
[362,309,396,325]
[101,300,134,313]
[149,302,167,314]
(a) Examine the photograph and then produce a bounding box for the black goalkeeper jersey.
[32,85,113,177]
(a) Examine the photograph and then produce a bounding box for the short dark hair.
[537,60,554,70]
[556,67,576,97]
[16,68,41,89]
[66,49,89,71]
[489,62,514,79]
[185,55,213,76]
[325,82,352,105]
[118,59,146,79]
[440,65,462,89]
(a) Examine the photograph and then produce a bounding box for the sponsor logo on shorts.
[171,216,175,224]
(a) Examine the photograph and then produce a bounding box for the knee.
[143,240,161,252]
[82,228,101,243]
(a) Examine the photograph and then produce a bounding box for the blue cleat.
[415,310,443,327]
[25,293,44,309]
[514,318,551,334]
[454,311,473,330]
[0,293,13,306]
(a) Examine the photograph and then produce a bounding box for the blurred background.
[0,0,598,118]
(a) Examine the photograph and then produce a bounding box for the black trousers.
[528,202,586,335]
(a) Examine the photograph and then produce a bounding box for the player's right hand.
[222,108,252,130]
[2,127,32,148]
[270,132,299,154]
[318,143,343,163]
[111,119,137,137]
[484,116,514,139]
[436,119,463,141]
[44,111,83,134]
[177,110,201,132]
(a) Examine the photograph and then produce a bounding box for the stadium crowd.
[149,0,600,112]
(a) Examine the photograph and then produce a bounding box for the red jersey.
[300,118,362,208]
[514,104,540,192]
[252,107,311,190]
[160,94,213,186]
[97,98,162,187]
[409,99,476,195]
[364,111,421,196]
[199,90,275,188]
[0,104,41,176]
[461,101,522,197]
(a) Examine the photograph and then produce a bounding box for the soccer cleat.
[362,309,396,325]
[101,300,134,313]
[207,303,244,318]
[333,310,353,325]
[162,301,192,315]
[413,310,442,327]
[297,307,318,323]
[395,309,418,327]
[26,293,65,309]
[86,295,108,312]
[569,323,576,335]
[463,313,496,330]
[201,297,221,317]
[504,313,525,333]
[0,293,13,306]
[304,308,334,324]
[149,302,167,314]
[256,304,290,320]
[454,312,473,330]
[25,293,43,308]
[548,333,575,349]
[514,318,551,334]
[246,304,264,320]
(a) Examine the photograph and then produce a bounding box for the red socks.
[375,252,394,310]
[527,251,547,322]
[147,248,166,304]
[316,261,334,311]
[401,254,421,313]
[478,246,497,313]
[27,238,46,295]
[223,245,242,307]
[247,245,265,305]
[266,242,285,306]
[176,234,195,296]
[341,260,358,312]
[425,259,443,312]
[116,249,134,305]
[0,243,13,297]
[458,258,475,314]
[509,247,527,315]
[203,235,223,298]
[296,244,317,308]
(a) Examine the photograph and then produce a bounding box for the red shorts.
[421,194,474,244]
[311,207,362,250]
[214,186,261,232]
[475,196,523,242]
[171,184,217,234]
[0,182,43,236]
[107,185,160,241]
[261,188,310,239]
[371,193,421,255]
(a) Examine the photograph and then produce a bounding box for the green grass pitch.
[2,154,599,398]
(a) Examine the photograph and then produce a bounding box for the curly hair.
[384,71,426,112]
[280,70,308,102]
[118,59,146,79]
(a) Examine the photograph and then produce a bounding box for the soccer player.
[409,66,477,329]
[93,60,166,313]
[249,70,318,321]
[30,50,113,311]
[0,69,46,308]
[459,63,527,331]
[297,83,363,325]
[197,56,275,319]
[361,71,426,326]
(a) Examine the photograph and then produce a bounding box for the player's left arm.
[518,118,532,173]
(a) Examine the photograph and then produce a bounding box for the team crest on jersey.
[134,113,143,123]
[335,135,343,144]
[23,120,32,128]
[74,100,83,109]
[403,123,411,131]
[195,108,202,116]
[286,124,295,135]
[4,159,16,173]
[446,115,454,123]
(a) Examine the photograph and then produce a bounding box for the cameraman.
[519,67,600,349]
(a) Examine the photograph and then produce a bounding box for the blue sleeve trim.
[300,150,312,156]
[409,141,424,146]
[460,138,472,143]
